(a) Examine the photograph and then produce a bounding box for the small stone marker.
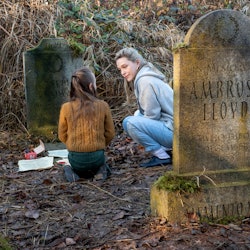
[23,37,83,137]
[151,9,250,223]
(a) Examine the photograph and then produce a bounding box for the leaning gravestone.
[23,37,83,137]
[151,9,250,223]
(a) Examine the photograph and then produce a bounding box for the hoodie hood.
[134,63,166,87]
[132,63,174,131]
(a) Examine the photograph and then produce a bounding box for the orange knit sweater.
[58,99,115,152]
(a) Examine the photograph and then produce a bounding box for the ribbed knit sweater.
[58,99,115,152]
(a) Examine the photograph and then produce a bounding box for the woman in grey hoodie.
[115,47,173,168]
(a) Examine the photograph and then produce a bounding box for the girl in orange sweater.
[58,67,115,182]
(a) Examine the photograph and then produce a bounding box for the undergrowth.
[0,235,12,250]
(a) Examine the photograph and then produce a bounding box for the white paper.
[18,156,54,172]
[33,140,45,155]
[47,149,68,158]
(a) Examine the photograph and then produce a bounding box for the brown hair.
[70,67,96,100]
[70,67,97,119]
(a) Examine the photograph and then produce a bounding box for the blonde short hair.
[115,47,147,65]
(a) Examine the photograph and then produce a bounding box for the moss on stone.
[154,173,200,194]
[172,42,188,52]
[201,215,245,225]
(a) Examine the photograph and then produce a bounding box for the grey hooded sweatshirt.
[134,63,174,131]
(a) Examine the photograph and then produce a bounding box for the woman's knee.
[122,116,134,133]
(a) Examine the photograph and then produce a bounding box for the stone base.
[150,182,250,224]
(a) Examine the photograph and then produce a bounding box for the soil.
[0,131,249,250]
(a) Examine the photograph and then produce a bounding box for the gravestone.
[151,9,250,223]
[23,37,83,137]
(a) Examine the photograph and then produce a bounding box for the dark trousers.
[68,150,105,179]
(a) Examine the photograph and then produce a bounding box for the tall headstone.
[173,9,250,175]
[23,38,83,137]
[151,9,250,223]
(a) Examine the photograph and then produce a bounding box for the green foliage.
[1,0,246,130]
[201,215,245,225]
[55,0,121,70]
[68,38,87,56]
[154,173,200,194]
[172,42,189,52]
[0,235,12,250]
[54,0,240,74]
[215,215,245,224]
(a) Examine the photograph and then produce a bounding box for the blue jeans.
[122,113,173,152]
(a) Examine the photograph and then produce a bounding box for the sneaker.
[94,163,112,181]
[140,156,172,168]
[64,165,80,182]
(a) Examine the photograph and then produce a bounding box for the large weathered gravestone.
[23,37,83,137]
[151,9,250,223]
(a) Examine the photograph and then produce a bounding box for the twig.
[83,181,133,203]
[96,64,112,80]
[0,179,133,203]
[177,191,184,207]
[0,112,30,136]
[202,174,217,186]
[43,225,49,246]
[195,166,217,187]
[91,230,162,249]
[0,24,11,36]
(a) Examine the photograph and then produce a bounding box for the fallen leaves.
[25,210,40,219]
[0,132,249,249]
